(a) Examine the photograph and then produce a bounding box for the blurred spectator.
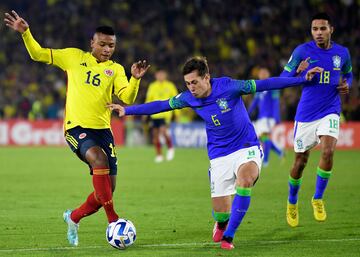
[0,0,359,120]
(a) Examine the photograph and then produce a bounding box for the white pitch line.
[1,238,359,252]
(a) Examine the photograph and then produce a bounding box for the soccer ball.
[106,218,136,249]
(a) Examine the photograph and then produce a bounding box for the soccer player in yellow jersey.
[145,70,178,162]
[4,10,149,246]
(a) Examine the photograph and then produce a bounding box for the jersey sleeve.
[51,48,83,70]
[125,100,173,115]
[21,28,52,64]
[341,47,353,87]
[342,48,352,74]
[113,65,140,104]
[230,79,257,95]
[281,45,303,77]
[255,76,306,92]
[169,93,190,109]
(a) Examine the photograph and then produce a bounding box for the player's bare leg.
[159,125,175,161]
[318,135,336,171]
[287,151,309,227]
[312,136,337,221]
[152,127,163,162]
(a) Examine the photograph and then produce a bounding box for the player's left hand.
[337,78,349,95]
[305,66,323,81]
[106,103,125,117]
[131,60,150,79]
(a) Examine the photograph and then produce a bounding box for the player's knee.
[89,149,109,169]
[237,176,256,188]
[321,147,334,163]
[295,154,308,171]
[152,137,159,145]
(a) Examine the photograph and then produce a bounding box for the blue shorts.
[65,126,117,175]
[151,118,166,128]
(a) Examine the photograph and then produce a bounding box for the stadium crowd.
[0,0,359,121]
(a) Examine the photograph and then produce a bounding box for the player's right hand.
[106,103,126,117]
[296,57,310,74]
[305,67,323,81]
[4,10,29,33]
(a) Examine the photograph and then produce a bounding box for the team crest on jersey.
[216,98,231,113]
[332,55,341,70]
[104,69,114,77]
[79,133,87,139]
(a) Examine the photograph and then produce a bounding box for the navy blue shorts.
[151,118,166,128]
[65,126,117,175]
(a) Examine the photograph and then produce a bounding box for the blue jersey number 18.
[319,71,330,84]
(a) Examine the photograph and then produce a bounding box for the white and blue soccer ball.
[106,218,136,250]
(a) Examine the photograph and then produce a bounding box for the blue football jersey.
[249,90,281,123]
[169,77,259,160]
[281,41,352,122]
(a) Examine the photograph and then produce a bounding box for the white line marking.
[1,238,359,252]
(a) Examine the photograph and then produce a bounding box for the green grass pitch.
[0,146,359,256]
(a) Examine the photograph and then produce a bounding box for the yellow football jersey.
[22,28,140,130]
[145,80,178,121]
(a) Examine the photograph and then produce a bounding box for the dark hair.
[182,56,209,77]
[311,13,332,25]
[95,26,115,35]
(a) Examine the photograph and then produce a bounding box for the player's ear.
[330,26,334,34]
[90,33,97,48]
[204,73,210,81]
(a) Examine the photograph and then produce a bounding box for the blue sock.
[270,140,283,156]
[288,176,302,204]
[262,139,271,164]
[314,167,332,199]
[223,187,251,239]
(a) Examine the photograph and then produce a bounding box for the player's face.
[91,33,116,62]
[184,70,211,98]
[311,19,333,48]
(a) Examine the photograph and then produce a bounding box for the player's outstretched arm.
[304,67,323,80]
[4,10,28,33]
[254,67,323,92]
[4,10,51,64]
[107,104,126,117]
[107,100,173,117]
